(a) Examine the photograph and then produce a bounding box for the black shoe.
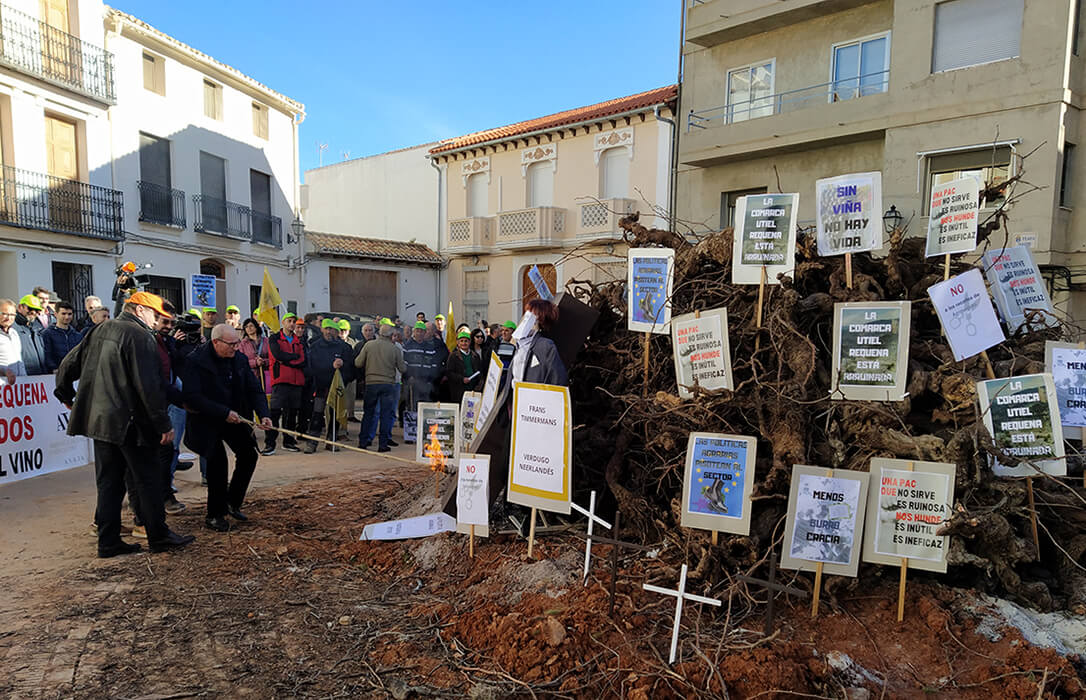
[200,477,208,487]
[175,461,193,471]
[148,530,196,552]
[378,446,391,453]
[227,506,249,522]
[282,443,301,453]
[359,442,372,450]
[164,496,187,514]
[98,540,141,558]
[205,517,231,532]
[302,441,318,454]
[260,446,276,456]
[386,439,398,447]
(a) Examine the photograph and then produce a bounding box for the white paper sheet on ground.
[360,512,457,540]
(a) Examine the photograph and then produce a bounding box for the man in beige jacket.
[354,323,406,452]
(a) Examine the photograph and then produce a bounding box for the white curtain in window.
[932,0,1023,72]
[466,172,487,218]
[599,147,629,200]
[526,161,553,208]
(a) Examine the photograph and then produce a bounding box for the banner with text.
[0,376,92,487]
[925,176,981,258]
[190,274,217,309]
[627,248,675,333]
[815,172,883,256]
[507,381,571,514]
[977,373,1066,477]
[671,308,733,399]
[927,268,1005,362]
[474,352,504,433]
[732,193,799,285]
[1045,341,1086,429]
[460,391,481,452]
[863,458,955,573]
[831,301,910,401]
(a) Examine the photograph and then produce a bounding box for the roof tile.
[307,232,442,267]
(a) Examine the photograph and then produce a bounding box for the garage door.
[329,267,397,317]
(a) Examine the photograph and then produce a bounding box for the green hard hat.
[502,320,517,329]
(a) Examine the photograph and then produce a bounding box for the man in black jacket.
[302,319,353,453]
[14,294,46,375]
[55,291,195,557]
[182,324,272,532]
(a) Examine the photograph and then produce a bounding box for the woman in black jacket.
[445,330,483,404]
[511,299,567,386]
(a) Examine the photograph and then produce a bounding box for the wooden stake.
[711,531,718,546]
[1026,477,1040,558]
[845,253,853,289]
[897,557,909,622]
[811,562,824,618]
[755,265,767,329]
[527,507,538,558]
[434,471,440,500]
[943,253,951,281]
[469,524,475,558]
[980,350,996,379]
[642,331,651,397]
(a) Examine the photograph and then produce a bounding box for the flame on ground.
[426,423,447,474]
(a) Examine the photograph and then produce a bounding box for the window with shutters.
[924,146,1012,213]
[252,102,269,139]
[525,161,553,208]
[203,79,223,120]
[599,147,629,200]
[931,0,1023,73]
[466,172,488,218]
[142,52,165,95]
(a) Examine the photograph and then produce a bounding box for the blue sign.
[190,274,216,308]
[687,435,749,519]
[528,265,554,302]
[629,251,672,329]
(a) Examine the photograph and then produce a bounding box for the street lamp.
[882,205,902,234]
[289,215,304,244]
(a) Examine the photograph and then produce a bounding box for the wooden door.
[329,267,397,318]
[45,114,81,232]
[40,0,79,87]
[521,263,556,310]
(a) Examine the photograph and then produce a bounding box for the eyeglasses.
[214,339,241,348]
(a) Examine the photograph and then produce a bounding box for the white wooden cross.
[642,563,722,664]
[570,490,612,584]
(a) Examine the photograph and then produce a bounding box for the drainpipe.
[293,110,306,287]
[429,156,444,315]
[654,105,677,232]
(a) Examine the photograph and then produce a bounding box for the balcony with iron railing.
[0,3,115,103]
[577,198,636,240]
[446,216,494,254]
[137,181,185,228]
[687,0,872,47]
[496,207,566,249]
[193,194,251,241]
[681,70,892,166]
[251,209,282,248]
[0,165,123,240]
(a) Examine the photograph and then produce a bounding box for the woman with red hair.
[511,298,566,386]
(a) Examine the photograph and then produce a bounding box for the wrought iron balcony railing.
[0,165,123,240]
[193,194,251,240]
[0,3,115,103]
[137,181,185,228]
[250,209,282,247]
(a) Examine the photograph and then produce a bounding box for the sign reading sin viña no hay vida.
[977,373,1066,477]
[732,193,798,285]
[815,172,883,256]
[627,248,674,333]
[831,301,911,401]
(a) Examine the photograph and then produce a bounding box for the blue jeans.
[167,404,186,492]
[360,383,396,448]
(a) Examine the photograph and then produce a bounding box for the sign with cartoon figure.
[815,172,883,256]
[680,433,756,535]
[982,245,1056,332]
[1045,341,1086,429]
[671,308,733,398]
[627,248,674,334]
[925,176,981,257]
[927,268,1005,361]
[977,373,1066,477]
[732,193,799,285]
[831,301,911,401]
[862,458,955,573]
[781,465,870,577]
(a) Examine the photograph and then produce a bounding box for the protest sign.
[862,458,955,573]
[830,301,911,401]
[977,373,1066,477]
[680,432,756,535]
[403,410,417,443]
[927,268,1005,361]
[459,391,481,451]
[0,375,92,487]
[982,245,1055,332]
[1045,341,1086,428]
[456,453,490,527]
[815,172,883,256]
[627,248,674,333]
[781,465,869,577]
[507,381,571,514]
[671,308,733,398]
[190,274,216,308]
[415,402,460,466]
[528,264,554,302]
[474,352,503,432]
[361,512,457,541]
[731,193,798,285]
[925,176,981,257]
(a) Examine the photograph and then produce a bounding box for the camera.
[115,261,153,290]
[175,313,203,344]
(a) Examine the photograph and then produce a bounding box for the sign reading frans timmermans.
[831,301,911,401]
[976,373,1066,477]
[507,381,572,514]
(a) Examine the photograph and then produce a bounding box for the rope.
[237,416,425,469]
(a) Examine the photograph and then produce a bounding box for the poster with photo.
[927,268,1005,361]
[830,301,911,401]
[671,308,733,399]
[977,373,1066,477]
[459,391,481,452]
[414,402,461,466]
[862,458,955,573]
[815,172,883,256]
[925,176,981,257]
[731,193,798,285]
[507,382,572,514]
[1045,341,1086,429]
[627,248,674,334]
[680,433,756,535]
[982,245,1056,333]
[780,465,869,577]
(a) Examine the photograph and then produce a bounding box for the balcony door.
[599,147,629,200]
[526,162,553,208]
[45,113,81,233]
[832,34,889,101]
[199,151,227,233]
[521,263,556,311]
[139,133,174,225]
[40,0,81,88]
[466,172,487,218]
[250,169,272,243]
[726,61,774,122]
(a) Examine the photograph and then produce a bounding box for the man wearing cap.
[446,329,483,404]
[401,321,444,442]
[349,322,376,420]
[433,313,446,344]
[225,305,242,330]
[14,294,47,376]
[183,324,273,531]
[355,321,406,452]
[265,312,307,454]
[496,320,517,367]
[337,319,359,423]
[55,291,195,557]
[301,318,354,453]
[201,308,218,340]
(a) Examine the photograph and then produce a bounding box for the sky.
[110,1,682,176]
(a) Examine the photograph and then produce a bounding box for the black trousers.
[93,437,167,545]
[205,423,259,518]
[306,389,332,441]
[268,383,303,448]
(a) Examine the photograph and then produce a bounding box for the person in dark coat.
[14,294,46,375]
[302,319,354,452]
[511,299,567,387]
[445,329,483,404]
[41,301,81,372]
[55,291,195,557]
[182,324,272,532]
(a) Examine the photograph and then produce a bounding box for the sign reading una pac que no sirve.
[831,301,910,401]
[862,458,955,574]
[925,176,981,258]
[732,193,798,285]
[671,308,733,398]
[507,382,571,514]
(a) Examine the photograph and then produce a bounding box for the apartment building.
[429,86,677,326]
[678,0,1084,318]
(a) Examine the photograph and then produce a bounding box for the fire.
[426,423,447,474]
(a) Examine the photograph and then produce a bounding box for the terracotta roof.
[429,85,678,155]
[306,232,442,267]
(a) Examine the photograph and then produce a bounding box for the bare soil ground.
[1,464,1083,699]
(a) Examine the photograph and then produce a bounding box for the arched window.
[599,147,629,200]
[526,161,554,208]
[199,258,226,278]
[466,172,488,218]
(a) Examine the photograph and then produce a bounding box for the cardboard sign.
[815,172,883,256]
[671,308,733,398]
[360,512,457,541]
[474,352,503,433]
[1045,341,1086,428]
[456,453,490,527]
[507,381,571,514]
[680,433,756,535]
[927,268,1005,361]
[415,402,460,466]
[0,376,92,487]
[403,410,417,443]
[627,248,674,333]
[830,301,911,401]
[732,193,798,285]
[862,458,955,573]
[982,245,1056,332]
[190,274,217,308]
[977,373,1066,477]
[925,176,981,257]
[527,265,554,302]
[459,391,481,451]
[781,465,870,577]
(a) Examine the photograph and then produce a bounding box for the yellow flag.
[257,267,282,333]
[445,300,455,353]
[325,368,348,432]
